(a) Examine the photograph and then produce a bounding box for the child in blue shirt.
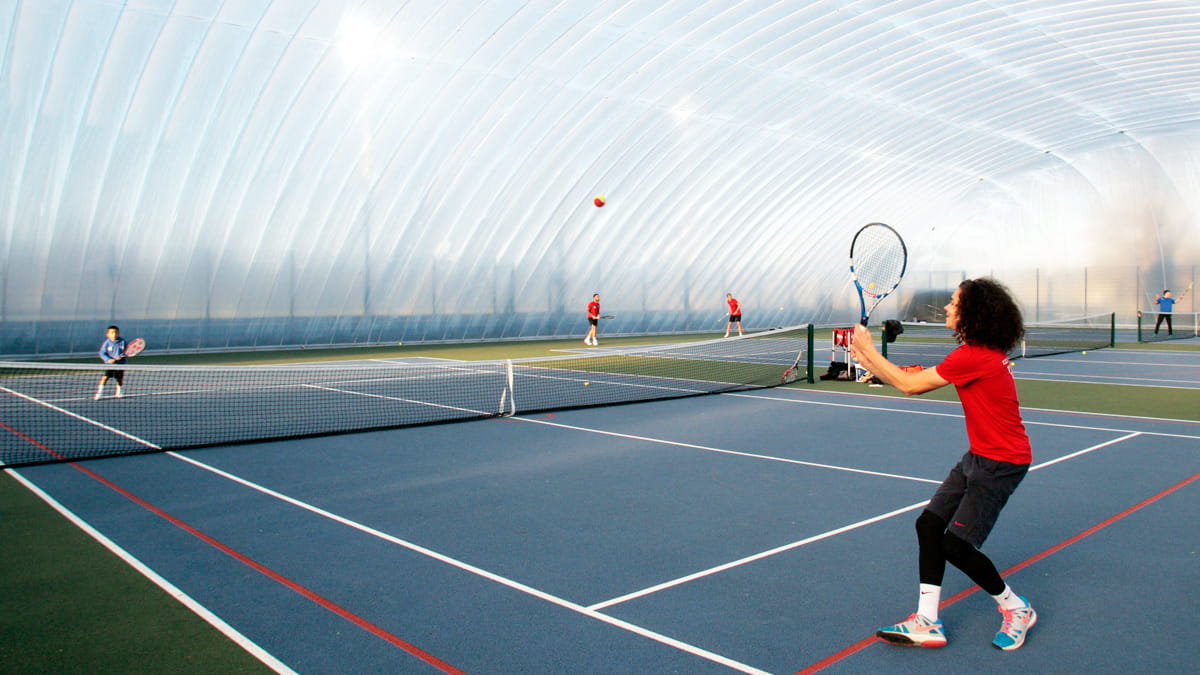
[96,325,128,399]
[1154,290,1175,335]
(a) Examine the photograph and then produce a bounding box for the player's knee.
[915,510,945,543]
[916,510,944,535]
[940,531,974,565]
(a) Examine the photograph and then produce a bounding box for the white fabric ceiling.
[2,0,1198,352]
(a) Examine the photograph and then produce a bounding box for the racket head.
[850,222,908,324]
[124,337,146,358]
[780,349,806,384]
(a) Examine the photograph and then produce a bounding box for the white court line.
[1015,372,1200,388]
[1031,356,1200,367]
[305,383,937,484]
[303,384,495,417]
[587,430,1148,611]
[728,390,1200,439]
[166,452,771,675]
[588,500,931,611]
[0,385,161,450]
[1029,432,1142,471]
[508,415,941,485]
[6,469,295,674]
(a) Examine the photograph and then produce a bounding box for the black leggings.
[916,509,1006,595]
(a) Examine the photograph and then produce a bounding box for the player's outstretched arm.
[850,325,950,396]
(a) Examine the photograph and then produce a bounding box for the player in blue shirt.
[1154,290,1175,335]
[96,325,128,399]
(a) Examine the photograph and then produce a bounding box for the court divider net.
[879,312,1115,364]
[1137,310,1200,342]
[0,325,814,467]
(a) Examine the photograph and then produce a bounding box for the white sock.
[992,584,1025,610]
[918,583,941,621]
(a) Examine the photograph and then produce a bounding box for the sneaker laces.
[999,609,1014,631]
[999,605,1028,631]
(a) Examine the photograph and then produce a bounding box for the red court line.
[794,470,1200,675]
[2,422,466,675]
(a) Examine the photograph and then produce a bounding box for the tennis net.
[1137,311,1200,342]
[881,313,1115,365]
[0,326,814,467]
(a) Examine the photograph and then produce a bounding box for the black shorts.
[926,451,1028,548]
[588,318,598,326]
[729,314,742,322]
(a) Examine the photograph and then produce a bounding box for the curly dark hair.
[954,278,1024,353]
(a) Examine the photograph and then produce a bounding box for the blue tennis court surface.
[8,353,1199,673]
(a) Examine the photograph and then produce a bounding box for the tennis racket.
[124,337,146,358]
[781,349,806,384]
[850,223,907,325]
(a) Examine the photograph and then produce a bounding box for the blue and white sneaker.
[876,613,947,648]
[993,598,1037,650]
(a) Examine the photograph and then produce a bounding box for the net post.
[505,359,516,415]
[806,324,815,384]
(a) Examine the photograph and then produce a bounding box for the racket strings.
[852,228,906,291]
[856,249,905,293]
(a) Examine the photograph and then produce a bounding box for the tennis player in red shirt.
[850,277,1037,651]
[585,293,601,346]
[724,293,743,337]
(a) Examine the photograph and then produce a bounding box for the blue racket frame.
[849,222,908,326]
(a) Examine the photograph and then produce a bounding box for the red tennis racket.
[124,338,146,358]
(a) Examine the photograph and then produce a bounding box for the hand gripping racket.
[850,223,907,325]
[123,337,146,358]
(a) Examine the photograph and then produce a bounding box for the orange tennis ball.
[594,195,605,207]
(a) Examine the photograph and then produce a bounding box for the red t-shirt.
[727,298,741,315]
[587,301,600,318]
[935,343,1031,465]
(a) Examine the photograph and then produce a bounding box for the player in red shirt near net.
[584,293,601,346]
[850,277,1037,652]
[724,293,743,337]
